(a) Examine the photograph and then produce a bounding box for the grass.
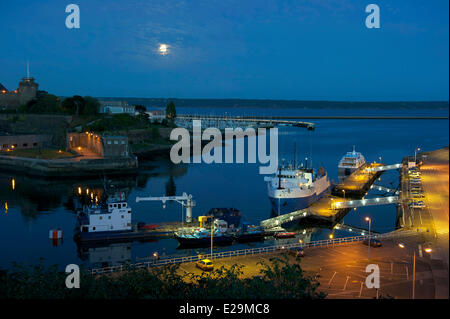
[0,148,74,159]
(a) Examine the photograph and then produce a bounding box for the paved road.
[419,148,449,298]
[177,234,436,299]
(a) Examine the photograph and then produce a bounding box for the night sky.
[0,0,448,101]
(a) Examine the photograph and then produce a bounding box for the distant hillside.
[95,98,449,109]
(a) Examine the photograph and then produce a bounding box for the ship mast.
[293,142,296,169]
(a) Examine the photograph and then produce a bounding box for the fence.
[90,234,374,275]
[89,229,424,275]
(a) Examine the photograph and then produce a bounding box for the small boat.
[274,232,296,239]
[234,223,266,243]
[174,219,234,248]
[137,222,159,230]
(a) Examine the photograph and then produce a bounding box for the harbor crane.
[136,193,196,223]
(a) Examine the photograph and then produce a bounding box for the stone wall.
[0,114,72,148]
[0,134,52,151]
[0,77,38,110]
[68,132,130,158]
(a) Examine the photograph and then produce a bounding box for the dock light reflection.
[11,179,15,190]
[78,187,82,195]
[4,202,8,213]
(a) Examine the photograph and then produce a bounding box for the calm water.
[0,107,448,269]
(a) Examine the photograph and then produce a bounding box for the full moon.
[158,44,169,55]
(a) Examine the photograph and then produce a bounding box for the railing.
[90,234,373,275]
[89,229,425,275]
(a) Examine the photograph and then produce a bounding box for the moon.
[158,44,169,55]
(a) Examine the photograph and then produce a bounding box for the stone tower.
[0,62,38,110]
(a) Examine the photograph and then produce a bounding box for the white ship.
[265,162,330,216]
[338,146,366,182]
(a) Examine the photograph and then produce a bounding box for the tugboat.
[74,192,171,244]
[174,219,234,247]
[234,222,266,243]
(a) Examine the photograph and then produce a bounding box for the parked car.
[362,239,382,247]
[408,201,426,208]
[196,259,214,271]
[287,247,305,257]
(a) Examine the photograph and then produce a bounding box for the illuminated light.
[86,188,89,195]
[158,43,169,55]
[77,147,81,150]
[424,248,432,253]
[5,202,8,212]
[398,243,405,249]
[58,150,62,153]
[349,228,352,232]
[329,234,334,239]
[90,193,94,199]
[365,217,370,222]
[11,145,15,149]
[11,179,15,190]
[78,187,82,195]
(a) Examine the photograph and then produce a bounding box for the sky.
[0,0,448,101]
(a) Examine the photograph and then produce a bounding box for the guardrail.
[89,229,424,275]
[90,234,374,275]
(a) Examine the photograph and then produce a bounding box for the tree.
[61,95,85,115]
[165,101,176,120]
[135,105,147,114]
[83,96,100,115]
[20,93,61,114]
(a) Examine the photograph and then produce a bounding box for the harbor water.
[0,107,448,269]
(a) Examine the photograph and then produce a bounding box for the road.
[177,234,436,299]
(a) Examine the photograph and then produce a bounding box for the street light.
[398,243,432,299]
[415,147,421,163]
[365,217,371,261]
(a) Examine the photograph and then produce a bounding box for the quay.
[174,114,315,130]
[261,162,390,229]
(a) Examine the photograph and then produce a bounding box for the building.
[68,132,131,158]
[0,64,38,110]
[0,133,52,151]
[99,101,135,115]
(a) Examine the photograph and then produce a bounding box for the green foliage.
[18,93,62,114]
[61,96,99,115]
[165,101,176,119]
[0,255,326,299]
[84,114,150,133]
[135,105,147,113]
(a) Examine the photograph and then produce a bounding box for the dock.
[261,163,390,229]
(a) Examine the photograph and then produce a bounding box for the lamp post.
[365,217,371,260]
[414,147,421,163]
[210,219,214,260]
[398,243,432,299]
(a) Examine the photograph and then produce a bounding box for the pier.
[261,163,392,229]
[174,114,315,130]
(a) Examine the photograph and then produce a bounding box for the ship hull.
[74,229,172,244]
[235,232,266,243]
[175,234,235,247]
[269,186,329,215]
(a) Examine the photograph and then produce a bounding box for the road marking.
[328,271,337,287]
[343,276,350,290]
